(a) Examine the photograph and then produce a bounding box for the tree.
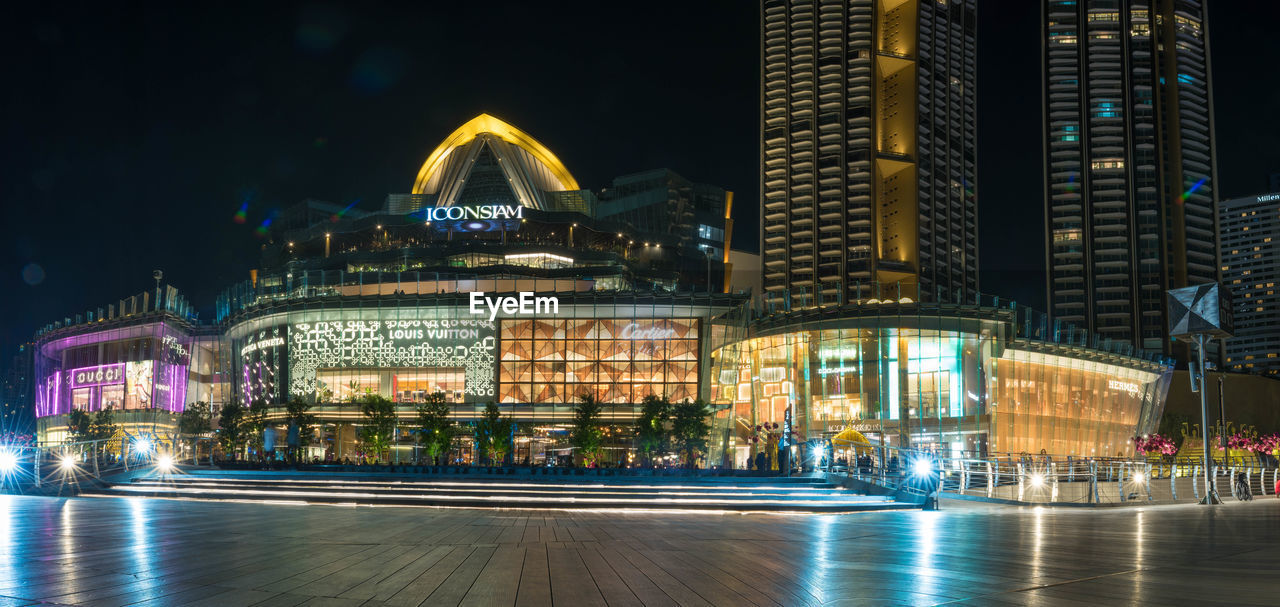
[178,402,213,436]
[90,410,119,444]
[283,398,318,463]
[570,392,605,467]
[415,391,454,465]
[671,399,712,469]
[473,401,514,465]
[634,394,672,467]
[178,402,214,464]
[358,394,397,463]
[66,409,93,443]
[243,399,271,458]
[217,401,246,460]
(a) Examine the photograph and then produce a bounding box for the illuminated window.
[503,253,574,269]
[499,319,700,405]
[1053,228,1083,242]
[1091,158,1124,170]
[1175,15,1201,37]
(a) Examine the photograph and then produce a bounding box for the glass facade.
[707,303,1172,468]
[498,318,699,405]
[215,291,735,423]
[33,314,227,445]
[35,321,197,418]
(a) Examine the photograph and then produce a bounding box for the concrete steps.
[84,472,916,513]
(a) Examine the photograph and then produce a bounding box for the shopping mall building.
[31,114,1175,464]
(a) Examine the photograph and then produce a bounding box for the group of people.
[751,448,790,474]
[852,453,900,474]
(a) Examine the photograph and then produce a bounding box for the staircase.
[84,471,916,513]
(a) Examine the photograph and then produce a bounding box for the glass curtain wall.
[708,306,1171,468]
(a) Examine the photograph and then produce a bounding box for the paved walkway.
[0,495,1277,606]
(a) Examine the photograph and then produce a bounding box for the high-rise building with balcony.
[1042,0,1219,356]
[1220,192,1280,376]
[760,0,978,308]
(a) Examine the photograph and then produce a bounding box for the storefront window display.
[34,322,193,418]
[709,322,1171,466]
[498,319,699,405]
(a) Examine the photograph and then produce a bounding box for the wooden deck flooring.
[0,495,1278,605]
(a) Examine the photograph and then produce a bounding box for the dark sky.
[2,1,1278,363]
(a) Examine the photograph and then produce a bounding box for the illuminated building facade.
[33,290,226,444]
[761,0,978,309]
[1042,0,1220,356]
[29,111,1177,464]
[1220,193,1280,376]
[707,295,1172,465]
[31,114,743,459]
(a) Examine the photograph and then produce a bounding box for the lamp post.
[1167,282,1233,506]
[1193,333,1219,504]
[705,250,712,293]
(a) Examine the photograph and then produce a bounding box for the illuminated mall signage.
[619,323,675,340]
[1108,379,1141,396]
[424,205,523,222]
[469,292,559,321]
[70,363,125,388]
[241,336,285,357]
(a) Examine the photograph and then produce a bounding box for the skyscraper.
[1220,192,1280,376]
[760,0,978,309]
[1042,0,1219,356]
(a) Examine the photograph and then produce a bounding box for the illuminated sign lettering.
[619,323,676,340]
[1108,379,1141,395]
[1257,194,1280,202]
[241,336,285,357]
[70,363,125,388]
[424,205,523,222]
[469,292,559,321]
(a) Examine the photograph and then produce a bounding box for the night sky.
[3,1,1279,365]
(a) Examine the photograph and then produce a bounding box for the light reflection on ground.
[0,496,1275,605]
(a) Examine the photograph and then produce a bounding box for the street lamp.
[0,449,18,474]
[1167,282,1233,506]
[134,437,153,456]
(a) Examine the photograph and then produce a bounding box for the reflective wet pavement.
[0,494,1277,606]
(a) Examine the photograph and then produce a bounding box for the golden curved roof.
[412,113,580,194]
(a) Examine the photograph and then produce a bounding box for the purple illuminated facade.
[34,318,194,419]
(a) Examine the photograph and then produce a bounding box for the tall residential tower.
[1042,0,1219,356]
[761,0,978,308]
[1220,193,1280,377]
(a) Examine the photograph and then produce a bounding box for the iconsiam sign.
[420,204,523,222]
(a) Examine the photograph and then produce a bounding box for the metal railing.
[828,443,1276,505]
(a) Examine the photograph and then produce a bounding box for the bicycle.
[1234,472,1253,501]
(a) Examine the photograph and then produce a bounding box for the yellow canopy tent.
[831,427,875,457]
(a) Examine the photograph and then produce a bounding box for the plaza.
[1,494,1277,606]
